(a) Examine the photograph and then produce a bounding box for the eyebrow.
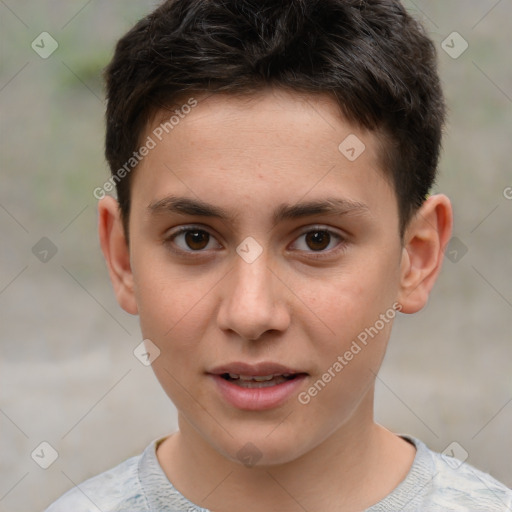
[148,195,369,225]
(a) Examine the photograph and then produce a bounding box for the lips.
[207,362,308,410]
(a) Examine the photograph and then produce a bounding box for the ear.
[397,194,453,314]
[97,196,138,315]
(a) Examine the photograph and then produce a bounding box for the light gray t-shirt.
[44,435,512,511]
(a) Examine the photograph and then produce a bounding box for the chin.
[215,426,315,468]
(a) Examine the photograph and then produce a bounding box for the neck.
[157,392,415,512]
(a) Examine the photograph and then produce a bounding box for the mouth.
[207,362,308,410]
[219,372,303,388]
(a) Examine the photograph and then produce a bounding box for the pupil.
[307,231,329,251]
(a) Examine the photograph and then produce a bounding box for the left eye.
[165,226,344,256]
[290,227,344,254]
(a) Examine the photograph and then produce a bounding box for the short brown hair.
[104,0,446,238]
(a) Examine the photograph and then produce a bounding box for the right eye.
[164,225,222,255]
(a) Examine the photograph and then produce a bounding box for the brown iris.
[305,231,330,251]
[185,230,210,250]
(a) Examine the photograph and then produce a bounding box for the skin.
[98,88,452,512]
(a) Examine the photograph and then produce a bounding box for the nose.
[216,248,290,341]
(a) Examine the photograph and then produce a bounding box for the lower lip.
[209,374,307,411]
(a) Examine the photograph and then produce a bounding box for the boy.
[46,0,512,510]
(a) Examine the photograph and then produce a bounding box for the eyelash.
[164,225,348,260]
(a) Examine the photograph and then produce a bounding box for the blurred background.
[1,1,511,510]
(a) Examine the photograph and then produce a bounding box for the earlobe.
[397,194,453,314]
[97,196,138,315]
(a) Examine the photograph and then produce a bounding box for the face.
[126,89,405,465]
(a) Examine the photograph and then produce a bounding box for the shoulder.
[427,446,512,511]
[44,451,147,512]
[385,436,512,512]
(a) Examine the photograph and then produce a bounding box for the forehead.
[152,89,370,151]
[132,88,397,226]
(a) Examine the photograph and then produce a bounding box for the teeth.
[226,373,290,382]
[234,376,288,388]
[251,375,275,381]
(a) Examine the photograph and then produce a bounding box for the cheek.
[135,272,216,405]
[293,260,399,404]
[133,253,215,339]
[297,265,397,340]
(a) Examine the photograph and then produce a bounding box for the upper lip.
[207,362,307,377]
